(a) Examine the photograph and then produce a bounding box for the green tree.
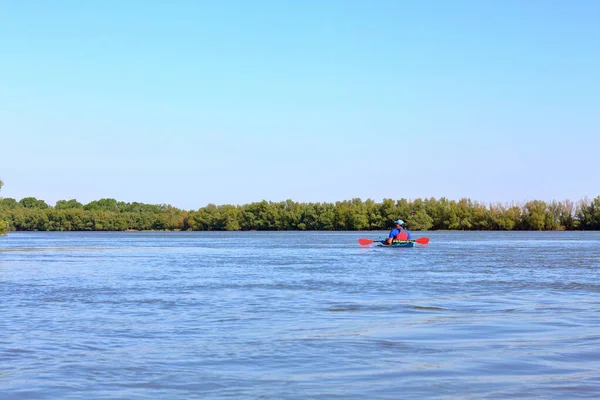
[21,209,50,230]
[396,198,411,222]
[300,203,318,230]
[489,203,516,230]
[241,201,280,230]
[558,199,576,230]
[524,200,547,230]
[577,196,600,230]
[506,205,523,230]
[84,198,119,212]
[316,203,336,230]
[333,200,352,230]
[456,198,474,230]
[2,195,600,232]
[195,203,221,230]
[408,209,433,231]
[55,199,84,209]
[217,205,241,231]
[19,197,49,209]
[445,200,460,230]
[365,199,383,229]
[346,198,369,230]
[471,201,491,230]
[0,198,19,209]
[592,196,600,230]
[377,198,396,226]
[0,179,7,234]
[280,200,302,230]
[424,197,446,230]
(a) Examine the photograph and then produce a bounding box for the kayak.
[358,237,429,246]
[377,241,416,248]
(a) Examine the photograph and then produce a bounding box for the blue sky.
[1,0,599,210]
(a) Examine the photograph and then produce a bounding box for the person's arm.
[385,229,397,244]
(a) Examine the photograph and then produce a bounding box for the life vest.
[395,228,408,241]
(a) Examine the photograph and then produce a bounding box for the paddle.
[358,237,430,245]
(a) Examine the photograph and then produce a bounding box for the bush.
[0,218,8,235]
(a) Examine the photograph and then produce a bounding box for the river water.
[1,231,599,399]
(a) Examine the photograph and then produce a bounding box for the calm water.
[1,231,599,399]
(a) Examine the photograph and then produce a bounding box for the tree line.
[1,195,599,232]
[0,179,5,234]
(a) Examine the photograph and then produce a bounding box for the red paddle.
[358,238,378,245]
[358,237,430,245]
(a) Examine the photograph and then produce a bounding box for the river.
[1,231,599,399]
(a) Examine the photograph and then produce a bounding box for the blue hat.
[394,219,404,225]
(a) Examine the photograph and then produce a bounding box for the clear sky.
[1,0,599,210]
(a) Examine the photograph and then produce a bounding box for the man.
[384,219,412,245]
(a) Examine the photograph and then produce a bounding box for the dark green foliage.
[0,198,18,209]
[1,196,599,232]
[19,197,49,209]
[55,199,83,209]
[576,197,600,230]
[0,180,6,234]
[83,198,120,212]
[409,210,434,231]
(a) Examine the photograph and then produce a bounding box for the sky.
[1,0,599,210]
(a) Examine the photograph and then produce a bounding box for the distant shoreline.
[1,196,599,232]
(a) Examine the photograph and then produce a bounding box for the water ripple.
[1,231,599,399]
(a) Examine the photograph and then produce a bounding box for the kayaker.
[384,219,412,245]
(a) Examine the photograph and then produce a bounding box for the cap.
[394,219,404,225]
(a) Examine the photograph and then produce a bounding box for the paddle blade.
[414,237,430,244]
[358,238,375,245]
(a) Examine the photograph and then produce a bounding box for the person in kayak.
[383,219,412,245]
